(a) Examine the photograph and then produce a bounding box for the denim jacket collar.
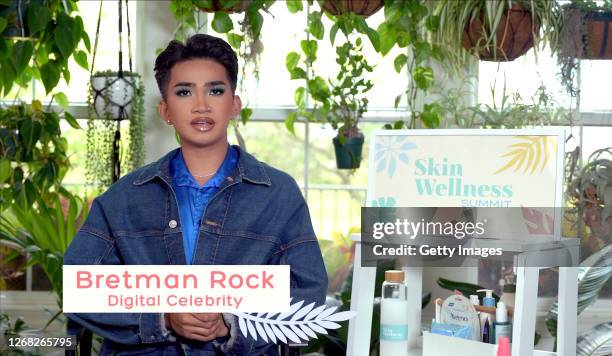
[133,145,271,187]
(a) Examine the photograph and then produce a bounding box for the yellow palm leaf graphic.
[494,136,555,175]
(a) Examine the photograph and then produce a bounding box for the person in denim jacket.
[64,34,328,355]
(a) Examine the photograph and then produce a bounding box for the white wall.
[136,1,180,164]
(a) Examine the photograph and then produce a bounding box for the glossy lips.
[190,117,214,132]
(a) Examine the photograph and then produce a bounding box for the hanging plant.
[86,70,145,190]
[433,0,561,62]
[0,0,90,95]
[557,0,612,98]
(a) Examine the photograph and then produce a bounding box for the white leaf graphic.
[316,320,341,329]
[238,316,248,338]
[315,306,337,321]
[299,323,318,339]
[255,321,268,343]
[234,300,358,344]
[246,318,257,341]
[291,301,315,321]
[304,304,327,321]
[324,310,358,322]
[279,324,301,343]
[263,322,277,343]
[271,324,287,343]
[308,322,328,334]
[290,324,308,341]
[276,300,304,321]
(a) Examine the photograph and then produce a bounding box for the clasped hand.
[165,313,229,342]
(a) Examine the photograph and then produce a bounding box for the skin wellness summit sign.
[367,129,565,240]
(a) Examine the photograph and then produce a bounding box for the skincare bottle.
[477,289,495,342]
[380,270,409,356]
[469,295,482,340]
[494,302,512,344]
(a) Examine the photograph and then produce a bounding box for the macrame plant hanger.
[89,0,136,183]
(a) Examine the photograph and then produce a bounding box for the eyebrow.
[173,81,227,88]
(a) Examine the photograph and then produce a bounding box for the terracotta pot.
[195,0,250,13]
[580,11,612,59]
[462,4,537,61]
[321,0,383,18]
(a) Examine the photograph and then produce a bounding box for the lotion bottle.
[494,301,512,344]
[477,289,495,342]
[380,270,408,356]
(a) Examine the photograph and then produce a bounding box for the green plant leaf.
[300,39,318,61]
[285,111,297,135]
[248,11,264,38]
[308,76,330,101]
[393,53,407,73]
[365,27,380,52]
[212,12,233,33]
[63,111,81,129]
[240,107,252,125]
[308,12,324,40]
[54,15,75,59]
[421,103,442,128]
[72,50,88,71]
[290,67,307,80]
[376,22,396,55]
[12,41,33,76]
[286,0,302,13]
[393,120,404,129]
[53,92,69,110]
[413,66,434,91]
[0,38,8,59]
[0,18,7,33]
[394,94,403,108]
[425,14,440,32]
[294,87,306,108]
[27,3,51,35]
[40,62,60,94]
[82,31,91,52]
[226,32,244,49]
[285,51,299,71]
[330,23,340,45]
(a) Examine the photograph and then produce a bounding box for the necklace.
[191,171,217,178]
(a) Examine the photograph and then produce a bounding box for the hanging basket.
[321,0,383,18]
[90,73,140,120]
[461,4,537,61]
[578,11,612,59]
[194,0,250,13]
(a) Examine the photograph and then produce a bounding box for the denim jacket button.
[168,220,177,228]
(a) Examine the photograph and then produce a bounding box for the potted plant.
[0,0,90,95]
[86,70,145,189]
[433,0,561,62]
[285,7,377,169]
[0,100,80,211]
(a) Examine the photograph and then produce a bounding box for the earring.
[166,120,172,125]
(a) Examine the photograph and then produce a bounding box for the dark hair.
[154,34,238,100]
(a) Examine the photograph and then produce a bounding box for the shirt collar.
[170,145,239,189]
[133,145,271,187]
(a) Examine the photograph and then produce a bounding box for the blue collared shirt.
[170,145,239,264]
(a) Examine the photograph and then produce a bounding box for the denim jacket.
[64,146,328,355]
